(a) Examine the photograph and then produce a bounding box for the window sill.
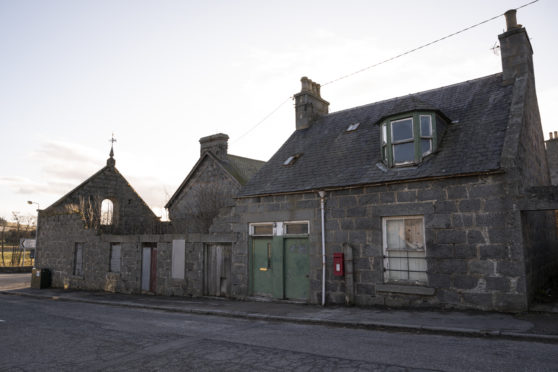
[376,283,435,296]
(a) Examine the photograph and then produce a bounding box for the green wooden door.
[252,238,274,297]
[284,238,309,300]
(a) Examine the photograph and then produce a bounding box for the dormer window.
[381,112,443,167]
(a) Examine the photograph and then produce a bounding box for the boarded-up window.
[171,239,185,279]
[74,243,83,276]
[110,243,121,273]
[383,216,427,284]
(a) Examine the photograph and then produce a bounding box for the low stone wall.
[0,266,33,273]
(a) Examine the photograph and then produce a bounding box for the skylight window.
[283,153,301,166]
[346,122,360,132]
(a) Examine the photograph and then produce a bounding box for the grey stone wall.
[231,174,532,312]
[37,212,188,295]
[545,138,558,186]
[168,156,239,233]
[44,165,160,235]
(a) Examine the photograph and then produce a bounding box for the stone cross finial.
[107,133,117,167]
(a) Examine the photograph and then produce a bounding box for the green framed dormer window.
[381,112,442,167]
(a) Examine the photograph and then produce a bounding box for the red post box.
[333,252,344,276]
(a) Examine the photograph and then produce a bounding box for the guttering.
[318,190,326,306]
[235,169,505,199]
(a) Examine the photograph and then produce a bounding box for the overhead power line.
[234,0,540,142]
[322,0,539,86]
[232,96,293,144]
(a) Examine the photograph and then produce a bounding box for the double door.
[252,237,309,300]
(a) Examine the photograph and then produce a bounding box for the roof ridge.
[324,72,503,118]
[226,153,266,163]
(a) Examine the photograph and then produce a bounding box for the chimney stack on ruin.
[200,133,229,159]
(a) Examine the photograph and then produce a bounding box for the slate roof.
[165,152,265,208]
[240,73,513,197]
[222,154,267,185]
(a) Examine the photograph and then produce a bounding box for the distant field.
[0,247,34,267]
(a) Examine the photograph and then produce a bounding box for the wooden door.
[150,247,157,293]
[252,238,274,297]
[284,238,309,300]
[141,247,151,292]
[205,244,231,297]
[141,244,157,293]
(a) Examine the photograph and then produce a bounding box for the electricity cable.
[233,0,540,143]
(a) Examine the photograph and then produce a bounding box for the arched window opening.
[100,199,114,225]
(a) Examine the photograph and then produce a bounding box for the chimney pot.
[504,9,519,31]
[498,9,532,83]
[550,132,554,140]
[554,131,558,139]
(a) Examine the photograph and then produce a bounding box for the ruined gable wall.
[168,157,240,233]
[48,166,159,235]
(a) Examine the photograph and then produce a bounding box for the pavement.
[2,273,558,344]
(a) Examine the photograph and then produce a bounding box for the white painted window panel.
[171,240,186,280]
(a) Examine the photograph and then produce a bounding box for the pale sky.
[1,0,557,220]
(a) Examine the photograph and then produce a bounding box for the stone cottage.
[223,9,558,312]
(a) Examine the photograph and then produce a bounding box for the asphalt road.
[1,295,557,371]
[0,273,30,290]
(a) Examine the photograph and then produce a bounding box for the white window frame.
[249,222,275,236]
[249,221,309,236]
[382,216,427,285]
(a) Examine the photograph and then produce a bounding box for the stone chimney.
[293,77,329,130]
[199,133,228,159]
[498,9,534,84]
[546,132,558,185]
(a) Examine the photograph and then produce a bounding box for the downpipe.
[318,190,326,306]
